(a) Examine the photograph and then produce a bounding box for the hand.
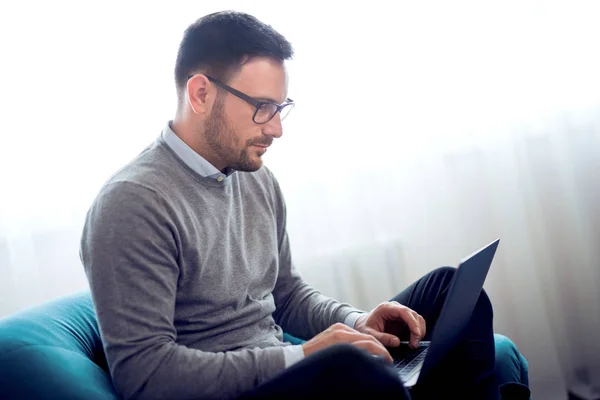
[354,301,426,349]
[301,323,393,362]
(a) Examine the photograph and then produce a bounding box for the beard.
[204,97,268,172]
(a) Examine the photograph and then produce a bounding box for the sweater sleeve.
[80,181,285,400]
[268,174,364,340]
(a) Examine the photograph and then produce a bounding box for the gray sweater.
[80,135,360,400]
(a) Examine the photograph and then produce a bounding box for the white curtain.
[1,1,599,398]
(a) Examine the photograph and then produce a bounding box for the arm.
[81,182,285,400]
[268,175,364,340]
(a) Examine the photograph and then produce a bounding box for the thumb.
[367,328,401,347]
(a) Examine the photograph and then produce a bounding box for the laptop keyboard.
[393,342,429,381]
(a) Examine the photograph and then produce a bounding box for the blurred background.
[1,1,599,398]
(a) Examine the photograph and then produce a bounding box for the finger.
[408,313,421,348]
[366,328,401,347]
[352,340,393,363]
[313,323,350,341]
[397,308,421,348]
[418,314,427,340]
[329,322,357,333]
[330,329,382,345]
[382,304,422,347]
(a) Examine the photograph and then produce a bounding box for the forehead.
[228,57,288,103]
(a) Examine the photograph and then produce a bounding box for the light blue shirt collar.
[161,122,235,181]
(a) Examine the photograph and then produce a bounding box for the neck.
[171,114,226,171]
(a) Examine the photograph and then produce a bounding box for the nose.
[262,112,283,139]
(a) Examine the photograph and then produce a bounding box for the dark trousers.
[241,267,499,399]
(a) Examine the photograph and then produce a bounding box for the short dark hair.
[174,11,294,102]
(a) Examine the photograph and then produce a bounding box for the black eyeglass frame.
[187,74,294,124]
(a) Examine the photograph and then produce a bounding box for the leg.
[238,344,411,399]
[494,334,531,399]
[391,266,499,400]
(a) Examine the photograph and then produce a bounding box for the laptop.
[389,239,499,388]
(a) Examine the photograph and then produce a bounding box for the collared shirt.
[161,122,234,182]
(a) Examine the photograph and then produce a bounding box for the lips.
[253,144,268,153]
[251,144,269,156]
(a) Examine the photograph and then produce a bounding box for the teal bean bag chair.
[0,293,530,399]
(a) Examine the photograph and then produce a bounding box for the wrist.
[354,313,368,332]
[343,311,365,329]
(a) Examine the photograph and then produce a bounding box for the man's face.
[203,57,288,172]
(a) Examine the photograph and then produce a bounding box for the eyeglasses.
[187,74,295,124]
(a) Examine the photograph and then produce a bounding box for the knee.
[318,343,371,364]
[432,267,493,304]
[428,266,457,287]
[311,344,388,380]
[494,334,529,386]
[430,266,494,317]
[311,344,407,395]
[478,288,494,317]
[432,265,456,276]
[315,344,392,376]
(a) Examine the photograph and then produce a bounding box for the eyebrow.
[255,96,286,104]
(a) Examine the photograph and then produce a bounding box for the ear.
[187,74,213,114]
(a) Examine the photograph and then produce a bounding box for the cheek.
[223,104,259,144]
[228,119,262,146]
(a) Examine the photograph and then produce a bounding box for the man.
[81,11,498,399]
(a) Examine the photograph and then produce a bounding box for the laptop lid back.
[419,239,499,380]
